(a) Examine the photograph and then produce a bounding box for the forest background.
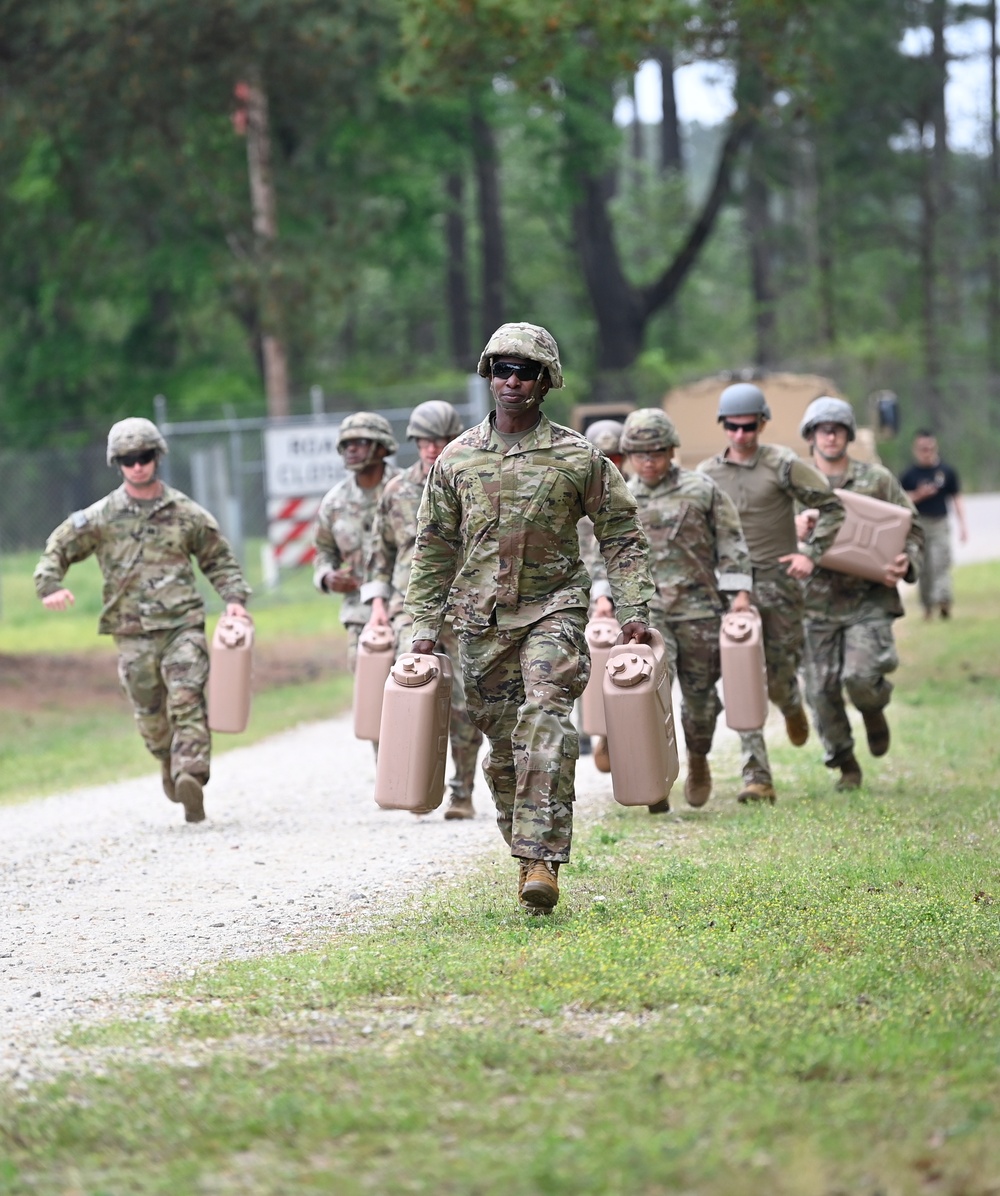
[3,0,1000,495]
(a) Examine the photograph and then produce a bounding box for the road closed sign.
[264,423,345,498]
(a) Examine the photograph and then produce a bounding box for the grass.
[0,564,998,1193]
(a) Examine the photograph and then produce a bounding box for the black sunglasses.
[491,361,543,382]
[722,419,760,433]
[118,449,157,467]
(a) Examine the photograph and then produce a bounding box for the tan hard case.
[353,623,396,741]
[374,652,454,813]
[207,614,255,734]
[720,607,768,732]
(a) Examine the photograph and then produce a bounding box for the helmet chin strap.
[494,370,546,413]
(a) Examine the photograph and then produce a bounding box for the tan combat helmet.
[337,412,398,472]
[620,408,681,453]
[799,396,857,442]
[476,322,564,390]
[406,400,463,441]
[585,419,625,456]
[106,417,168,466]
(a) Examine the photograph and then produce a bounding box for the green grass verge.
[1,564,998,1193]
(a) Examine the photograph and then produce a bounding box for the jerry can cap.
[722,613,754,642]
[586,620,620,649]
[606,652,652,688]
[360,624,395,651]
[391,653,439,687]
[217,616,251,648]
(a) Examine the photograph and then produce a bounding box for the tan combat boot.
[593,736,611,773]
[861,709,890,757]
[684,753,712,807]
[443,796,475,820]
[519,859,560,911]
[161,761,179,803]
[835,753,862,790]
[175,773,206,823]
[784,705,810,746]
[738,781,776,804]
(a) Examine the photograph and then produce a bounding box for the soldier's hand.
[593,595,615,619]
[226,602,250,621]
[883,553,909,587]
[369,596,391,626]
[795,509,818,540]
[779,552,815,580]
[621,622,651,645]
[412,639,436,655]
[324,570,360,594]
[42,589,75,611]
[730,590,752,613]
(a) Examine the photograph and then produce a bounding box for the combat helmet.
[585,419,625,456]
[476,322,564,390]
[620,408,681,453]
[717,382,771,422]
[107,417,168,467]
[799,396,857,442]
[336,412,398,456]
[406,400,463,442]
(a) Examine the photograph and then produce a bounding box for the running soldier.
[621,409,753,809]
[797,398,923,789]
[313,413,398,671]
[698,383,844,803]
[363,400,483,820]
[406,323,654,913]
[34,418,251,823]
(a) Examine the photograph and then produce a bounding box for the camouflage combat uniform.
[405,413,653,862]
[800,460,923,769]
[698,445,844,787]
[362,460,483,801]
[313,465,397,671]
[33,484,251,783]
[629,466,752,756]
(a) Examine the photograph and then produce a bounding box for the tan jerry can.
[353,623,396,741]
[374,652,454,813]
[207,614,254,734]
[819,488,913,583]
[581,617,621,736]
[720,607,768,732]
[602,629,679,807]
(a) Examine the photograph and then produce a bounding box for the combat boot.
[593,736,611,773]
[862,709,890,757]
[519,859,560,911]
[648,799,670,815]
[161,761,179,803]
[684,753,712,807]
[738,781,776,804]
[784,705,810,747]
[443,795,475,820]
[835,753,862,790]
[175,773,206,823]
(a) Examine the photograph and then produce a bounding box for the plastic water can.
[581,616,620,736]
[374,653,453,812]
[819,488,912,583]
[207,614,254,733]
[720,607,768,731]
[353,623,395,741]
[602,629,679,807]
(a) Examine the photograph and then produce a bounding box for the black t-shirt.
[899,461,960,518]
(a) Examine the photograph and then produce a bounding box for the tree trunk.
[987,0,1000,382]
[444,172,473,370]
[470,106,506,341]
[744,131,777,366]
[245,73,290,418]
[656,48,684,175]
[813,146,837,346]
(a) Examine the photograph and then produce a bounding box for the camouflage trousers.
[459,610,588,863]
[918,516,953,612]
[740,568,806,786]
[804,617,898,767]
[114,626,211,784]
[650,613,722,757]
[395,617,484,801]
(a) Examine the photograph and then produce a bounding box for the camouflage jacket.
[698,443,844,572]
[313,464,398,627]
[404,413,654,641]
[361,460,426,619]
[628,466,753,621]
[33,484,251,636]
[800,457,924,624]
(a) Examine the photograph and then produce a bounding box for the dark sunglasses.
[117,449,157,467]
[491,361,543,382]
[722,419,760,433]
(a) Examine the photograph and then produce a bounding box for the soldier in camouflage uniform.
[313,413,398,672]
[363,400,483,820]
[34,418,251,824]
[796,398,923,790]
[407,323,654,914]
[621,409,753,810]
[698,383,844,803]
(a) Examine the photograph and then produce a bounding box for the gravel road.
[0,713,625,1085]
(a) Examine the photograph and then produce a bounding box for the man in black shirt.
[899,430,967,619]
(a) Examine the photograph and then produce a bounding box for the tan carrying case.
[818,488,912,583]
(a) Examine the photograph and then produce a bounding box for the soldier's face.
[914,436,938,466]
[629,448,674,485]
[342,439,386,471]
[723,417,764,455]
[416,437,450,470]
[119,454,158,487]
[812,423,850,463]
[490,357,549,412]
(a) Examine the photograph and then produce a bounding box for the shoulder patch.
[71,510,89,529]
